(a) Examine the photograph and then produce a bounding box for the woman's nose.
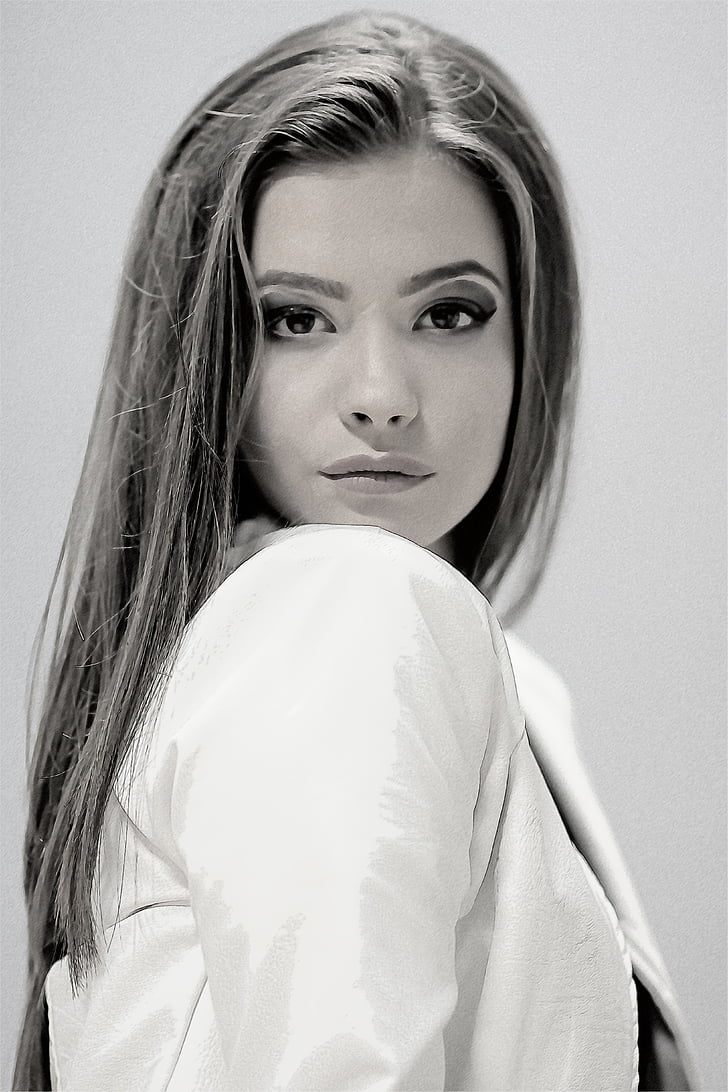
[339,327,419,432]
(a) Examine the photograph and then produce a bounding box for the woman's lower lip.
[321,472,432,494]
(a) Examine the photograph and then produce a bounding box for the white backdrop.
[1,2,725,1087]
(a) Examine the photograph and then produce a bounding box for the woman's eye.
[262,298,496,338]
[416,300,496,332]
[263,306,334,339]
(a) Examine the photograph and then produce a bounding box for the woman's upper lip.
[321,454,435,477]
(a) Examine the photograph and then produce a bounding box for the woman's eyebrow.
[255,271,349,299]
[401,261,504,294]
[255,260,503,300]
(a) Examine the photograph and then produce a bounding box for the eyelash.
[262,298,497,340]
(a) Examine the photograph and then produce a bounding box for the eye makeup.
[416,297,496,332]
[262,305,333,338]
[258,275,500,340]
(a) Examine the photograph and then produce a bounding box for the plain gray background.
[1,1,725,1088]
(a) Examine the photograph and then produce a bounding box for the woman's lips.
[321,470,430,494]
[320,454,434,495]
[321,453,435,476]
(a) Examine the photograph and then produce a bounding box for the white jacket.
[44,524,690,1090]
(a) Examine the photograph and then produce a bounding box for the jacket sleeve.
[148,525,518,1091]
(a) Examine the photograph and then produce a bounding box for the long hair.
[15,10,579,1088]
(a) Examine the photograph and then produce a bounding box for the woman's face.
[242,146,515,561]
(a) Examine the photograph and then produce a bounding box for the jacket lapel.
[505,631,700,1090]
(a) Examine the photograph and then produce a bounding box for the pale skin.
[240,145,516,565]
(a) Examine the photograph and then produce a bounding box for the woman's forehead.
[250,147,508,285]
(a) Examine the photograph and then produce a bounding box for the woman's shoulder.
[120,522,525,825]
[220,522,484,603]
[200,522,505,655]
[221,525,570,723]
[138,524,520,756]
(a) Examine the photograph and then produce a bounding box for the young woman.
[14,10,698,1090]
